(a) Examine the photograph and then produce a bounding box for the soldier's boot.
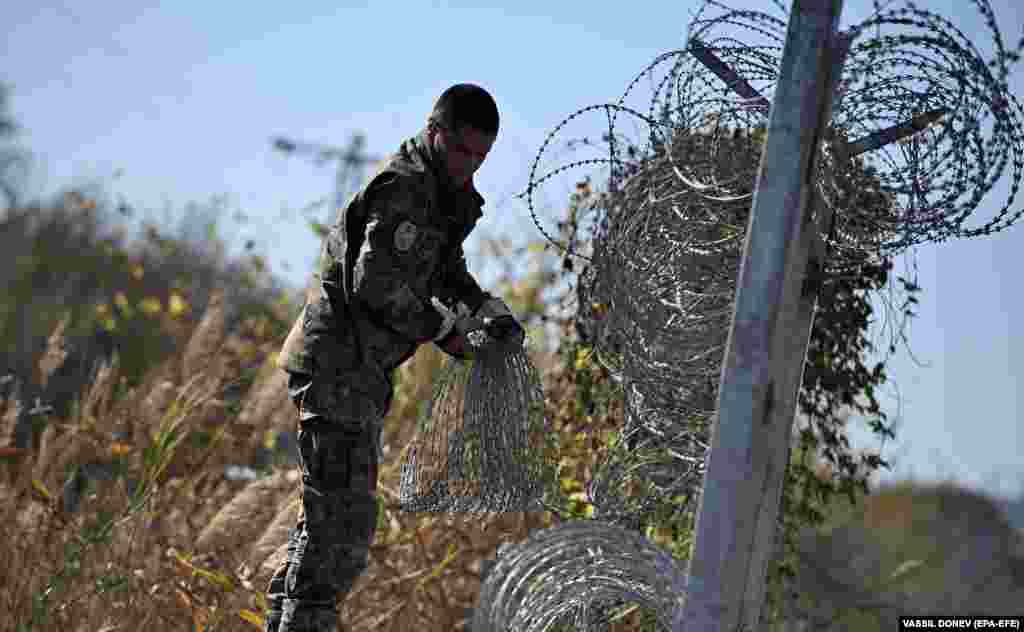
[265,517,309,632]
[275,491,375,631]
[264,562,287,632]
[263,607,282,632]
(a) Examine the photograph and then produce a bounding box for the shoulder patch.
[394,220,418,252]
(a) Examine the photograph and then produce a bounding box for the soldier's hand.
[484,314,525,347]
[431,297,485,358]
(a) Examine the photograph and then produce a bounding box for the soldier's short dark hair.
[430,83,499,137]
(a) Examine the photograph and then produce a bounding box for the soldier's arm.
[443,245,491,314]
[351,180,446,343]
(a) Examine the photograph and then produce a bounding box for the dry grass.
[0,289,572,632]
[0,290,256,631]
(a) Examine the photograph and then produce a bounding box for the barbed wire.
[478,0,1024,629]
[516,0,1024,257]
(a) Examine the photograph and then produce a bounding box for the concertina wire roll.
[398,333,555,514]
[471,0,1024,629]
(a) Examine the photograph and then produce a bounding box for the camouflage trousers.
[264,372,387,632]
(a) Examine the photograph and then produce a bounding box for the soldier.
[264,83,525,632]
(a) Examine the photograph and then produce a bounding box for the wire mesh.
[399,335,554,514]
[474,0,1024,629]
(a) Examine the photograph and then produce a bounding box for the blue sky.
[4,1,1022,499]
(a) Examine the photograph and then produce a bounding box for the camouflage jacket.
[277,129,495,398]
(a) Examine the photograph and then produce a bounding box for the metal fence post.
[680,1,846,629]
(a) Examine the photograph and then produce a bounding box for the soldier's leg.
[264,372,314,632]
[278,382,383,632]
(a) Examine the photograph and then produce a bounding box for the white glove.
[430,298,479,342]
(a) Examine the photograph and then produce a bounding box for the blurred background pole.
[271,132,381,224]
[679,1,846,630]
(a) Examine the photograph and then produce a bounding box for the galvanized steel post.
[680,1,846,629]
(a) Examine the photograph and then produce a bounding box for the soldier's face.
[434,124,495,189]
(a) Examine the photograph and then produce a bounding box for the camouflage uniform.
[264,129,506,632]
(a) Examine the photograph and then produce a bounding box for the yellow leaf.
[416,543,460,590]
[114,292,129,309]
[95,302,110,317]
[168,293,189,318]
[238,609,264,629]
[140,296,162,316]
[568,491,594,518]
[31,478,53,501]
[174,552,235,591]
[131,264,145,280]
[574,348,592,371]
[262,429,276,450]
[527,242,546,254]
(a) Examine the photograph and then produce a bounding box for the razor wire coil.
[475,1,1024,630]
